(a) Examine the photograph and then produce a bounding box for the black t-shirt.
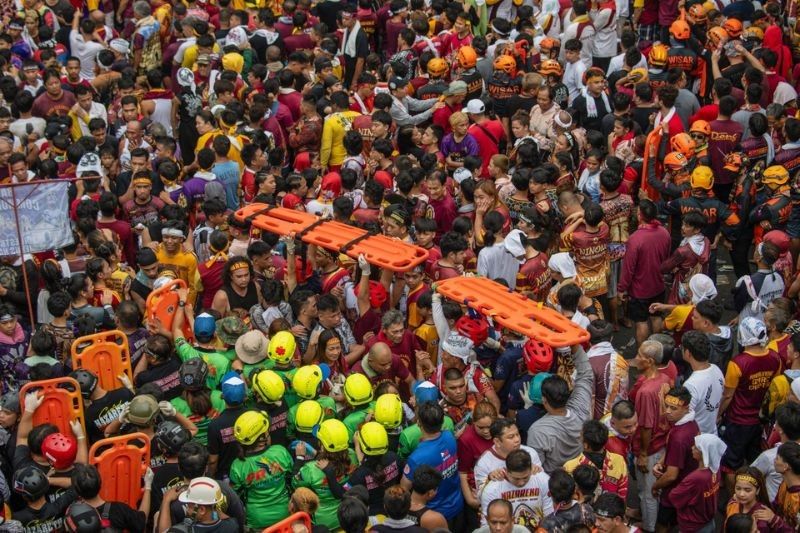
[134,357,182,401]
[114,171,163,199]
[506,94,537,119]
[187,519,239,533]
[14,488,75,533]
[130,278,152,306]
[85,387,135,443]
[12,444,48,473]
[632,106,658,136]
[150,462,183,520]
[207,405,245,480]
[96,501,147,533]
[263,401,289,448]
[722,62,747,90]
[346,453,403,514]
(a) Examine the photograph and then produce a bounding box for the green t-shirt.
[175,337,232,390]
[272,365,299,408]
[171,389,226,445]
[398,416,455,459]
[293,450,357,530]
[230,444,293,530]
[342,405,373,439]
[287,396,337,438]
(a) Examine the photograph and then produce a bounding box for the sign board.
[0,181,73,256]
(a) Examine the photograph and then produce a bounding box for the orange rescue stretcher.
[235,204,429,272]
[435,277,590,348]
[71,330,133,392]
[263,512,312,533]
[20,377,86,440]
[89,433,151,509]
[146,278,193,341]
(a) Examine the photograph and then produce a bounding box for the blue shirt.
[492,344,524,411]
[212,160,241,210]
[403,430,463,519]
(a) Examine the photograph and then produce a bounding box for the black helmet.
[154,420,191,455]
[179,358,208,392]
[64,502,102,533]
[0,390,20,414]
[12,465,49,500]
[70,369,99,400]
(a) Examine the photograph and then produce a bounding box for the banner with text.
[0,182,73,256]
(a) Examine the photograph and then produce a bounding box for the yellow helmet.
[763,166,789,187]
[427,58,449,78]
[343,373,374,407]
[374,394,403,429]
[292,365,324,400]
[233,410,270,445]
[690,166,714,190]
[268,331,296,364]
[252,369,285,404]
[317,419,350,453]
[744,26,764,41]
[648,44,669,68]
[357,422,389,456]
[295,400,324,433]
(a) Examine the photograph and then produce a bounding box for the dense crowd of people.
[3,0,800,532]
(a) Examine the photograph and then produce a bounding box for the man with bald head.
[350,341,415,399]
[119,120,153,174]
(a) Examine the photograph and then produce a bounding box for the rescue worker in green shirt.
[373,392,404,454]
[267,330,300,408]
[287,363,337,438]
[230,410,293,530]
[398,382,455,459]
[250,369,289,448]
[342,373,375,438]
[291,400,326,460]
[170,358,226,445]
[293,419,356,530]
[233,330,272,381]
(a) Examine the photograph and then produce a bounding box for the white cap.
[453,167,472,184]
[465,99,485,114]
[442,332,474,362]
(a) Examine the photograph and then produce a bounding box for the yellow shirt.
[156,245,199,302]
[183,42,222,68]
[415,322,439,367]
[320,111,361,168]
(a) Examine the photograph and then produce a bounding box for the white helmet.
[178,477,223,506]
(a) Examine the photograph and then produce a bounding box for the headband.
[593,508,621,519]
[736,474,759,487]
[230,261,250,272]
[132,176,151,186]
[664,395,688,407]
[0,314,14,322]
[555,113,572,129]
[388,211,407,225]
[563,131,575,148]
[161,228,185,238]
[518,212,533,225]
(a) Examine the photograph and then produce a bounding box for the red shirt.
[432,102,462,134]
[430,261,461,281]
[724,349,782,425]
[517,253,551,301]
[365,329,422,377]
[618,221,671,299]
[468,120,505,178]
[350,354,411,399]
[661,419,699,506]
[96,219,136,267]
[670,469,721,532]
[631,372,674,455]
[457,424,493,490]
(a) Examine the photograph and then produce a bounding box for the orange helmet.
[723,152,744,172]
[707,26,729,48]
[427,58,448,78]
[493,55,516,75]
[723,18,743,38]
[538,59,563,77]
[539,37,560,55]
[456,46,477,69]
[690,120,711,136]
[670,132,696,158]
[670,20,691,40]
[744,26,764,41]
[664,151,689,171]
[648,44,669,67]
[688,3,707,23]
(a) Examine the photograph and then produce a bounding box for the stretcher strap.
[295,218,328,239]
[339,229,378,254]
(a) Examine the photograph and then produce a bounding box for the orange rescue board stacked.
[71,330,133,392]
[20,377,86,440]
[235,204,429,272]
[435,277,590,348]
[146,279,193,341]
[90,433,151,509]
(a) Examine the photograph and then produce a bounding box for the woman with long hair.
[397,125,425,160]
[724,466,777,532]
[476,210,518,288]
[457,401,497,514]
[313,329,348,399]
[473,179,510,246]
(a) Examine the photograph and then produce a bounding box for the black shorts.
[627,292,665,323]
[657,504,678,527]
[721,422,763,470]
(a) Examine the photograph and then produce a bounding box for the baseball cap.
[193,313,217,342]
[444,80,468,96]
[204,181,226,204]
[388,77,406,91]
[221,371,247,404]
[465,99,485,114]
[196,54,211,65]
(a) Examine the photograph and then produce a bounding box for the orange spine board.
[263,512,312,533]
[89,432,151,509]
[235,204,429,272]
[435,277,590,348]
[20,377,86,440]
[71,330,133,392]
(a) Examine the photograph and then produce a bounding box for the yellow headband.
[664,395,687,407]
[230,261,249,272]
[736,474,759,487]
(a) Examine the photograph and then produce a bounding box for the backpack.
[100,503,124,533]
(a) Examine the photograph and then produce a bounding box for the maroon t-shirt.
[725,349,782,425]
[669,468,721,532]
[708,119,744,185]
[350,354,411,396]
[365,329,422,376]
[660,420,700,507]
[353,308,382,345]
[428,194,458,241]
[457,423,493,488]
[384,20,406,57]
[631,372,673,455]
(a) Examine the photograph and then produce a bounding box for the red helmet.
[523,339,553,374]
[764,230,791,254]
[456,315,489,347]
[42,432,78,470]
